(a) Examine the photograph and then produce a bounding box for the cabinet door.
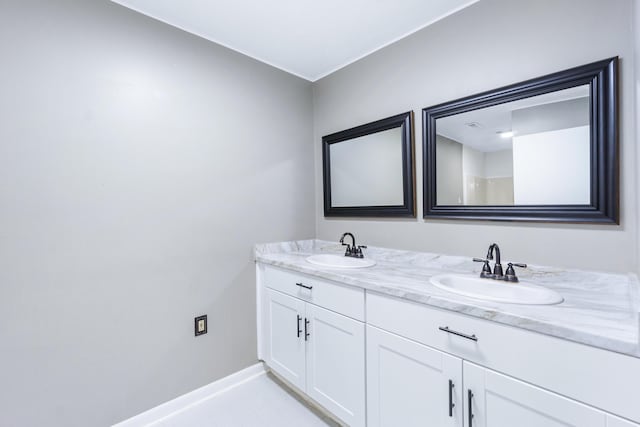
[266,289,306,391]
[367,325,463,427]
[463,362,607,427]
[305,303,365,427]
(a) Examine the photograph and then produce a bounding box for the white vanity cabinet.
[366,324,640,427]
[463,362,608,427]
[305,303,365,426]
[265,289,307,390]
[366,325,463,427]
[365,291,640,427]
[261,266,366,427]
[256,262,640,427]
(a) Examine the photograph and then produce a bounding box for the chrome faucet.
[487,243,503,278]
[339,232,367,258]
[473,243,527,282]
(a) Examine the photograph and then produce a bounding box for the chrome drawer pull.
[439,326,478,342]
[295,282,313,290]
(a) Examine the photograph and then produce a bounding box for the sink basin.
[306,254,376,269]
[430,274,563,305]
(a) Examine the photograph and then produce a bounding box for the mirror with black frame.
[323,112,415,217]
[422,57,618,223]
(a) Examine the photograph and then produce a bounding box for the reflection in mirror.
[330,127,403,207]
[323,112,415,217]
[436,85,590,206]
[422,57,618,223]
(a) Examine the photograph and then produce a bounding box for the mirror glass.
[423,57,618,223]
[323,111,415,217]
[435,85,590,206]
[330,127,404,207]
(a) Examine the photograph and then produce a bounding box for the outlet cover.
[194,315,207,336]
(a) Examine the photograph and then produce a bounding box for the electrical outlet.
[194,315,207,336]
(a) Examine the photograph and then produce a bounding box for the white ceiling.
[111,0,479,81]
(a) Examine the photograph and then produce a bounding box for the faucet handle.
[504,262,527,282]
[341,240,352,255]
[353,245,367,258]
[473,258,493,278]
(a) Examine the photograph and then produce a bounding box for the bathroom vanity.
[255,240,640,427]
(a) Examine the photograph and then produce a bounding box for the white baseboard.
[112,362,266,427]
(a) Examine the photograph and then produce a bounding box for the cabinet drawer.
[263,265,364,321]
[366,291,640,423]
[367,291,485,361]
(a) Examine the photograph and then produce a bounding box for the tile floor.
[152,372,339,427]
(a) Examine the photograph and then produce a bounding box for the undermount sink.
[430,274,563,305]
[306,254,376,269]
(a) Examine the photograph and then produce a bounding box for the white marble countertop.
[255,239,640,358]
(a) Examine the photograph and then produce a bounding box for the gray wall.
[0,1,314,426]
[313,0,636,272]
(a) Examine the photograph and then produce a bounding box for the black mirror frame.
[323,111,416,217]
[422,57,619,224]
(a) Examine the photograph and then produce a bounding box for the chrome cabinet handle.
[468,390,474,427]
[448,379,455,417]
[439,326,478,342]
[296,315,302,338]
[296,282,313,290]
